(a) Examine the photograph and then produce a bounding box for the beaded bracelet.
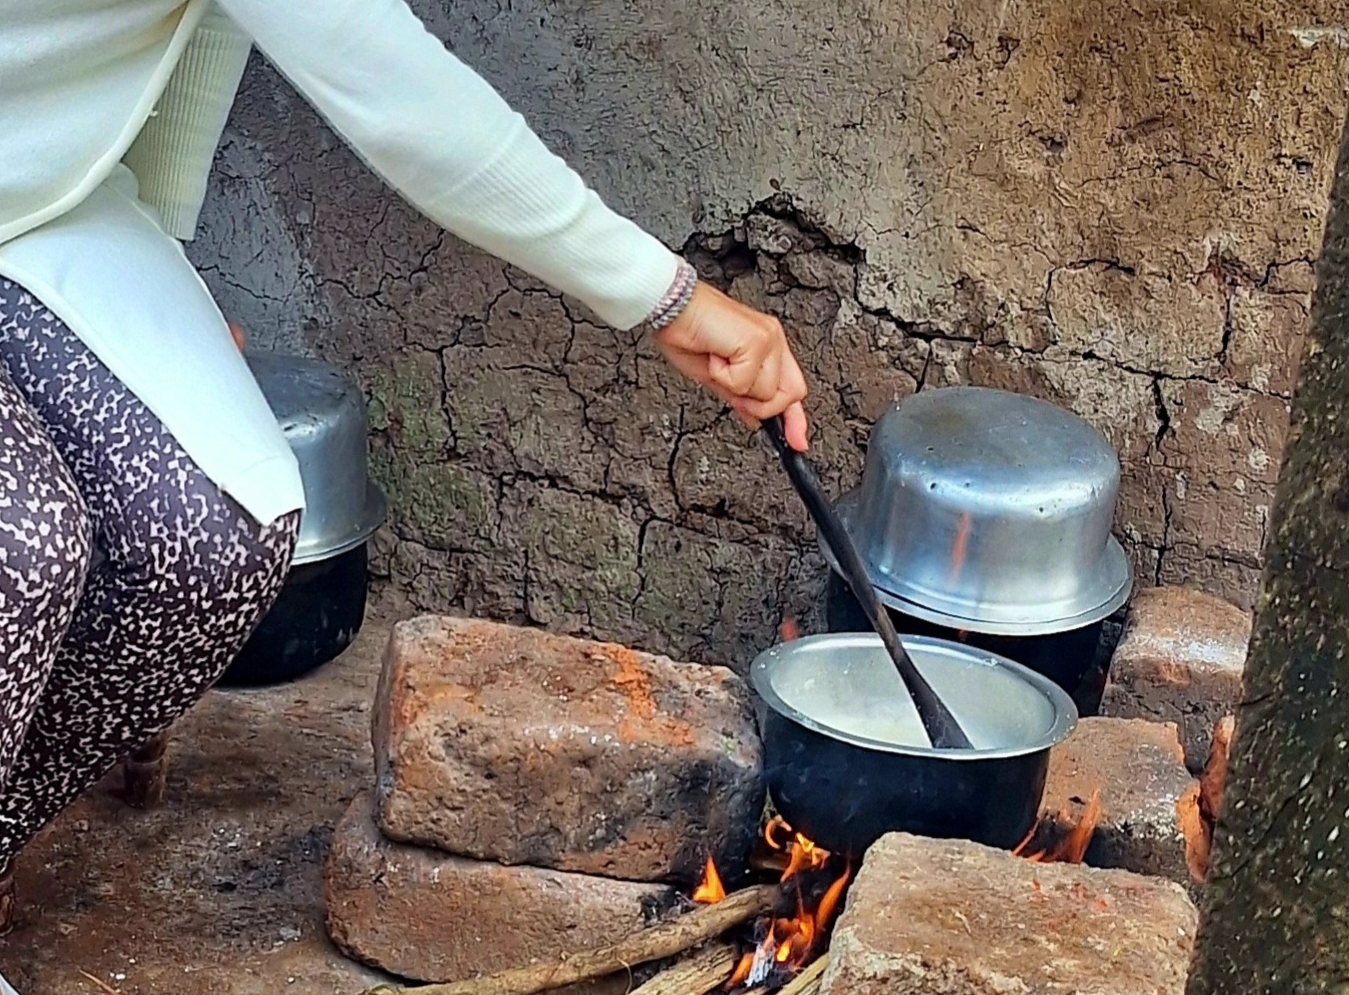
[647,260,699,331]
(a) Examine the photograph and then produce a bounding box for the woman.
[0,0,810,979]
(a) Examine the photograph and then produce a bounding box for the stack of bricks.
[814,584,1251,995]
[323,616,765,984]
[323,583,1249,993]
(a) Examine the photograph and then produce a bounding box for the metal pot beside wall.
[752,631,1078,858]
[220,353,387,688]
[821,387,1133,698]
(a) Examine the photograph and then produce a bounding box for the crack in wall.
[358,196,1300,664]
[196,0,1347,667]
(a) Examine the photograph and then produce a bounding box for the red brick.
[323,793,680,984]
[1101,586,1251,770]
[1035,717,1196,886]
[821,833,1198,995]
[373,616,763,883]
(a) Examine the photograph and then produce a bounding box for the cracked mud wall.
[191,0,1349,669]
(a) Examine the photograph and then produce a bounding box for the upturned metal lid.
[247,352,387,566]
[820,387,1132,636]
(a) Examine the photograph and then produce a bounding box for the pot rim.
[291,482,387,566]
[750,632,1079,761]
[819,489,1134,636]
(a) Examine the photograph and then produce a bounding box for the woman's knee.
[138,502,298,637]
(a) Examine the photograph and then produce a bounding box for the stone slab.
[1101,586,1251,771]
[373,615,764,884]
[324,792,681,984]
[1037,717,1197,886]
[821,832,1198,995]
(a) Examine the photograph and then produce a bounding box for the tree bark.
[1186,111,1349,995]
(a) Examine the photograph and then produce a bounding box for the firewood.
[778,956,829,995]
[359,884,780,995]
[627,942,737,994]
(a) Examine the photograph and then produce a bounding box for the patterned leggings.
[0,280,299,872]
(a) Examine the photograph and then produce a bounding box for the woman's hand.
[654,283,810,451]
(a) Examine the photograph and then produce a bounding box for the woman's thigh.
[0,348,90,792]
[0,279,298,707]
[0,280,298,868]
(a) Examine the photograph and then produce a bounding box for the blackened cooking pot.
[751,632,1077,859]
[219,353,386,687]
[823,572,1105,697]
[221,544,370,687]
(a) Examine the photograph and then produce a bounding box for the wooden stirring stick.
[761,416,973,750]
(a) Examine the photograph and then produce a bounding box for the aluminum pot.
[825,386,1132,638]
[823,571,1106,697]
[244,352,386,569]
[220,353,386,687]
[751,632,1078,858]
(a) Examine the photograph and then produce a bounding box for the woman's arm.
[214,0,679,332]
[214,0,809,445]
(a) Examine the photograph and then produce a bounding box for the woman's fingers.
[654,279,811,451]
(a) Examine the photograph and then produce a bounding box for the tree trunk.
[1186,112,1349,995]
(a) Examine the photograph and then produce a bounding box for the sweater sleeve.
[122,4,253,242]
[215,0,680,331]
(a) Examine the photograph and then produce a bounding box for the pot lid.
[822,489,1133,636]
[246,351,386,565]
[291,482,387,566]
[819,387,1133,636]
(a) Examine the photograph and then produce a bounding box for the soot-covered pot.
[822,387,1133,696]
[752,632,1078,857]
[220,353,387,687]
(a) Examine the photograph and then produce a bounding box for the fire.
[764,816,830,882]
[1013,788,1102,864]
[779,618,800,642]
[693,856,727,905]
[694,818,850,989]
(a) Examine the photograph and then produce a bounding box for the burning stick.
[359,884,781,995]
[777,955,829,995]
[627,942,738,995]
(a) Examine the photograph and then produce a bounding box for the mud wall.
[192,0,1349,669]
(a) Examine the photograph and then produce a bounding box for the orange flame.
[714,818,850,987]
[764,816,831,882]
[948,511,972,585]
[692,856,726,905]
[779,618,801,642]
[1014,789,1102,864]
[727,952,754,988]
[813,862,852,933]
[780,833,830,882]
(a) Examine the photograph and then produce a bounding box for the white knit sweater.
[0,0,681,526]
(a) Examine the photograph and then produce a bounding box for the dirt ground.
[1,615,396,995]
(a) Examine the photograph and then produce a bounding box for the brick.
[821,833,1198,995]
[1035,717,1196,886]
[324,793,680,984]
[373,615,764,883]
[1101,586,1251,770]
